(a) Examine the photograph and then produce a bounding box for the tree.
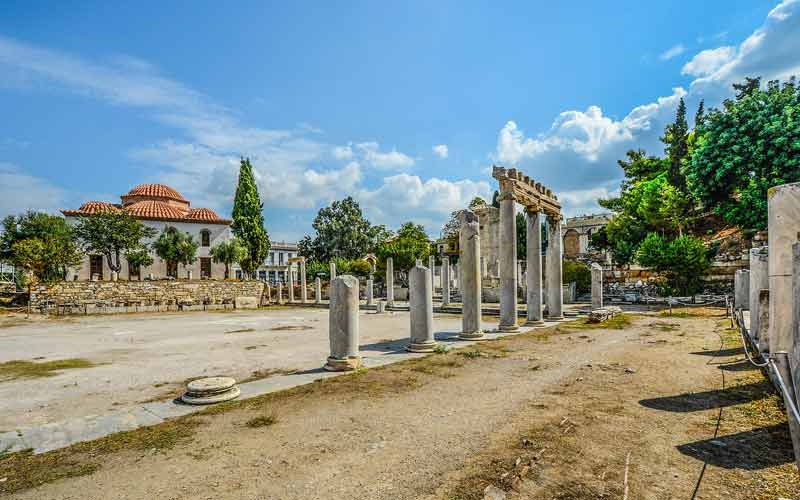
[562,260,591,294]
[376,222,431,273]
[232,158,270,277]
[686,77,800,230]
[153,227,198,278]
[661,97,690,190]
[1,212,83,284]
[299,197,391,262]
[74,211,156,275]
[210,238,246,279]
[636,233,710,295]
[694,99,705,127]
[125,247,153,279]
[468,197,487,208]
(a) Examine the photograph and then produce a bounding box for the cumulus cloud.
[682,46,736,77]
[0,163,66,217]
[332,144,353,160]
[355,142,415,170]
[432,144,449,159]
[659,44,686,61]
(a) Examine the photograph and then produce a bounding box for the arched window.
[200,229,210,247]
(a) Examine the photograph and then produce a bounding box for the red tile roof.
[123,183,188,202]
[124,200,188,220]
[186,207,224,222]
[62,201,120,216]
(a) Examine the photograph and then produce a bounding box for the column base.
[324,356,362,372]
[545,315,565,321]
[524,319,545,326]
[406,341,439,353]
[458,331,486,340]
[499,324,520,332]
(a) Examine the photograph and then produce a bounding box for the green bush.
[562,260,591,294]
[636,233,710,295]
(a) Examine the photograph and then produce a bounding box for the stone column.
[768,182,800,354]
[366,279,374,306]
[591,263,603,309]
[545,214,564,319]
[300,260,307,304]
[329,261,336,281]
[428,255,436,288]
[734,269,749,310]
[385,257,394,306]
[442,256,451,306]
[791,243,800,411]
[757,289,770,353]
[498,191,519,332]
[525,210,544,325]
[325,275,361,371]
[750,247,769,338]
[407,264,438,352]
[264,282,271,305]
[459,210,484,339]
[276,281,284,305]
[287,266,295,303]
[315,277,322,304]
[480,256,487,279]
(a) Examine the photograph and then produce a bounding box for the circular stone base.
[458,331,486,340]
[181,386,240,405]
[406,341,439,353]
[499,324,520,332]
[524,320,546,327]
[546,315,565,321]
[186,376,236,395]
[324,356,362,372]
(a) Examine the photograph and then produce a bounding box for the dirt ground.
[2,310,798,499]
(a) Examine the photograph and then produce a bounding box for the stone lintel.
[492,165,561,216]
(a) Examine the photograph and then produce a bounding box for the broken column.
[757,289,770,353]
[325,275,361,371]
[750,247,769,338]
[300,259,307,304]
[329,261,336,281]
[459,210,484,339]
[768,182,800,354]
[428,255,436,287]
[276,281,284,305]
[498,190,519,332]
[545,214,564,319]
[525,209,544,325]
[591,263,603,310]
[734,269,750,310]
[315,277,322,304]
[407,264,438,352]
[386,257,395,306]
[442,256,451,306]
[287,266,295,303]
[366,278,374,306]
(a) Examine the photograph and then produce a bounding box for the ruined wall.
[30,280,267,309]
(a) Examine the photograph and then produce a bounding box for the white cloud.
[0,163,66,217]
[557,182,620,217]
[332,144,353,160]
[682,46,737,77]
[432,144,449,159]
[659,44,686,61]
[355,142,415,170]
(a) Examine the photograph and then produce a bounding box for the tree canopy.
[298,196,391,262]
[74,211,156,274]
[210,238,246,279]
[376,222,431,272]
[232,158,271,276]
[153,227,198,277]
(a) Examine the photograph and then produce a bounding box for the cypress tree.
[231,158,270,278]
[662,97,689,189]
[694,99,705,128]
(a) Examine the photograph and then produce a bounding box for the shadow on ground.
[677,424,795,469]
[689,347,744,357]
[639,381,772,412]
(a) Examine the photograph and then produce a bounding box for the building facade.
[234,241,300,284]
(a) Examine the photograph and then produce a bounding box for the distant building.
[63,183,232,280]
[235,241,300,284]
[561,213,612,259]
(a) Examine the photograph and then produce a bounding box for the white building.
[63,183,232,280]
[234,241,300,284]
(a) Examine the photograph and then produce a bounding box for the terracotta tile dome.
[123,183,188,202]
[186,207,223,222]
[62,201,120,216]
[124,200,187,220]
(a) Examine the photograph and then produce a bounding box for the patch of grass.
[0,358,100,382]
[558,314,632,331]
[659,306,727,318]
[224,327,257,334]
[457,350,485,359]
[650,321,680,332]
[0,418,200,495]
[269,324,313,331]
[433,344,449,354]
[245,414,277,428]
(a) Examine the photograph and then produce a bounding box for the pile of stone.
[587,306,622,323]
[180,377,240,405]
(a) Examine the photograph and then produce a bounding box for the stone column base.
[458,331,486,340]
[499,324,520,332]
[546,315,565,321]
[524,319,545,326]
[324,356,362,372]
[406,340,439,353]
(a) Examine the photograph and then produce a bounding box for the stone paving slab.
[0,320,565,456]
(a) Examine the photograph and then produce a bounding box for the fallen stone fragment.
[484,485,507,500]
[180,376,240,405]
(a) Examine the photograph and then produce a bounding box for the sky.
[1,0,799,242]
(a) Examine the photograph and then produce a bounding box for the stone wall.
[30,279,267,312]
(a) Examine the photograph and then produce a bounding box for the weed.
[245,414,277,428]
[0,359,100,382]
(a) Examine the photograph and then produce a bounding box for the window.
[279,253,284,265]
[269,252,275,265]
[200,229,210,247]
[200,257,211,278]
[258,270,267,281]
[90,255,103,281]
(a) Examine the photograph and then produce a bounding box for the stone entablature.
[29,280,267,310]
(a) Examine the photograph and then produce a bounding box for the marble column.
[277,281,284,305]
[315,277,322,304]
[386,257,394,306]
[758,289,770,353]
[791,243,800,414]
[545,214,564,319]
[591,263,603,309]
[366,279,374,305]
[325,275,361,371]
[480,256,487,279]
[264,283,271,305]
[300,260,307,304]
[459,210,484,339]
[525,209,544,325]
[428,255,436,288]
[734,269,749,310]
[407,264,438,352]
[329,261,336,281]
[287,266,295,303]
[498,191,519,331]
[750,247,769,339]
[768,182,800,354]
[442,256,451,306]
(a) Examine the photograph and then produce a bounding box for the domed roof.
[124,200,187,220]
[123,183,187,202]
[62,201,120,216]
[186,208,223,222]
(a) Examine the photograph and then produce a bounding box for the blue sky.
[1,0,799,241]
